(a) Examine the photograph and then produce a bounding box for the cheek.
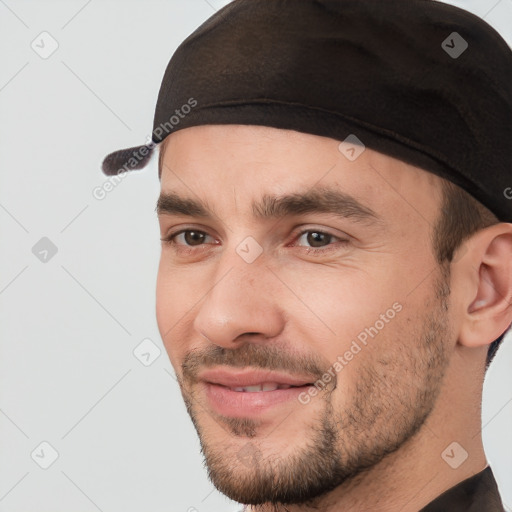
[282,261,427,383]
[155,263,170,333]
[324,310,418,412]
[156,261,194,367]
[285,267,400,341]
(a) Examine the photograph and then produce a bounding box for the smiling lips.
[198,367,315,417]
[229,382,298,392]
[198,367,314,389]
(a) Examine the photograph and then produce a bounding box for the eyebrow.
[156,186,380,225]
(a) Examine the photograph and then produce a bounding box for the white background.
[0,0,511,511]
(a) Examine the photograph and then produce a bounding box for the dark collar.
[419,466,506,512]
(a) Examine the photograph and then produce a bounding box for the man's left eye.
[292,229,348,252]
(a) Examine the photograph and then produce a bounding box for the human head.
[155,124,512,506]
[101,0,512,507]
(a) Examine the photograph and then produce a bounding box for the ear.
[456,223,512,349]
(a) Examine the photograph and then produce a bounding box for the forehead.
[159,124,442,224]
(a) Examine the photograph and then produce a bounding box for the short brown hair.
[433,179,508,368]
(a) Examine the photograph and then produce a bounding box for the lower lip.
[203,382,312,417]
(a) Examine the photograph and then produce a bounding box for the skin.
[155,124,512,511]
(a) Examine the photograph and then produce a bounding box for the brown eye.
[292,228,350,256]
[307,231,332,247]
[183,230,207,246]
[296,230,336,248]
[161,229,215,247]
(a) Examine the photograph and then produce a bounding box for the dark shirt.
[420,466,506,512]
[239,466,506,511]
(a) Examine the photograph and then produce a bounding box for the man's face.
[156,124,454,506]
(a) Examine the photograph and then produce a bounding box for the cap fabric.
[101,0,512,222]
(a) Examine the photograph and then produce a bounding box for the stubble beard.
[177,275,452,509]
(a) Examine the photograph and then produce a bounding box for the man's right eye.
[161,229,217,248]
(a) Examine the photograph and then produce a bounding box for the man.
[102,0,512,510]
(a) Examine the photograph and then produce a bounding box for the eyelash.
[160,227,349,256]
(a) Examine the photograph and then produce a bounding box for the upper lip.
[198,367,314,388]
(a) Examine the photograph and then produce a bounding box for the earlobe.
[458,224,512,349]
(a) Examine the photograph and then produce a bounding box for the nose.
[193,252,285,348]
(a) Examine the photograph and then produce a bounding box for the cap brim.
[101,144,155,176]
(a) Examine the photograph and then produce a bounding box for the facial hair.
[175,273,452,508]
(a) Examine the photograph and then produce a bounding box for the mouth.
[222,382,305,392]
[197,368,316,417]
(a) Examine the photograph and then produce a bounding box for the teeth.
[237,385,264,392]
[229,382,295,392]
